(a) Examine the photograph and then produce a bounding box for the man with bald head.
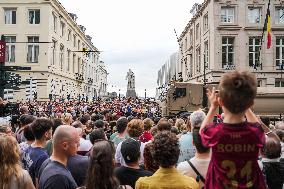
[38,125,79,189]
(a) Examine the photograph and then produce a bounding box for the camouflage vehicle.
[160,82,284,118]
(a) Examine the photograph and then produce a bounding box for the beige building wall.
[178,0,284,88]
[0,0,107,101]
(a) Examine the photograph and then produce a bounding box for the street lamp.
[145,89,147,99]
[119,89,121,100]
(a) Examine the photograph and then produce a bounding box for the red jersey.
[201,122,266,189]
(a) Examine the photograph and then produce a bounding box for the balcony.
[75,73,84,82]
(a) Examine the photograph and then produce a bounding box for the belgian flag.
[266,8,272,49]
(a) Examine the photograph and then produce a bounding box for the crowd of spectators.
[0,71,284,189]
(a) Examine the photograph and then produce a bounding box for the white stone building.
[178,0,284,87]
[0,0,107,101]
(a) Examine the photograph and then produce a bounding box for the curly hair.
[152,131,180,168]
[143,118,154,131]
[85,140,119,189]
[127,119,143,138]
[0,134,22,188]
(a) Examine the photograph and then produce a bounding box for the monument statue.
[126,69,136,98]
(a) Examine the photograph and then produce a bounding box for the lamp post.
[145,89,147,99]
[119,89,121,100]
[202,53,208,108]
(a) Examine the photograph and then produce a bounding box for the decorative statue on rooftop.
[126,69,136,98]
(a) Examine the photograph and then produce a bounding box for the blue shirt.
[178,132,196,163]
[22,146,49,185]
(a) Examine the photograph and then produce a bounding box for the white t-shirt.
[115,140,147,166]
[177,156,210,186]
[78,138,93,152]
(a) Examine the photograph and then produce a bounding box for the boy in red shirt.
[200,71,271,189]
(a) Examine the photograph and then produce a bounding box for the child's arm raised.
[200,87,219,134]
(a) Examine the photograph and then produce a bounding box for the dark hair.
[170,126,179,135]
[152,131,179,168]
[91,114,104,122]
[23,125,35,141]
[72,120,83,128]
[30,118,53,140]
[52,118,63,135]
[80,114,91,125]
[89,129,105,144]
[219,71,257,114]
[116,117,128,134]
[157,120,171,132]
[85,140,119,189]
[192,128,210,153]
[263,137,281,159]
[260,117,270,127]
[143,118,154,131]
[19,115,35,125]
[94,120,105,129]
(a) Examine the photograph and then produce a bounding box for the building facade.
[0,0,107,101]
[178,0,284,87]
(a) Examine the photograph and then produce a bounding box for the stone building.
[0,0,107,101]
[178,0,284,87]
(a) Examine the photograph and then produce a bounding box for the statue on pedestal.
[126,69,136,98]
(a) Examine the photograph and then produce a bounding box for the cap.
[121,138,140,164]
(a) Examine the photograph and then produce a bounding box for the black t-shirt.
[114,166,153,188]
[39,159,77,189]
[262,161,284,189]
[67,155,89,187]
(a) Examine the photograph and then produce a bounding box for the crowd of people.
[0,71,284,189]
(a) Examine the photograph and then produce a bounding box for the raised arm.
[199,87,219,134]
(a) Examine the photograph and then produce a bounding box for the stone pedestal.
[126,89,136,98]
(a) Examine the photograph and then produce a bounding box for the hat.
[121,138,140,164]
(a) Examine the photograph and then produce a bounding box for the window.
[248,7,261,24]
[5,36,16,63]
[203,14,209,31]
[204,41,209,69]
[189,29,193,46]
[196,48,201,73]
[275,7,284,24]
[276,37,284,70]
[67,50,70,72]
[67,30,71,41]
[27,36,39,63]
[60,45,64,70]
[275,79,284,87]
[249,37,261,69]
[78,57,81,73]
[60,21,65,37]
[28,10,40,24]
[222,37,235,69]
[196,24,200,40]
[189,54,193,77]
[78,40,80,50]
[73,54,76,73]
[52,40,57,66]
[73,35,76,47]
[53,13,57,32]
[184,38,187,51]
[221,7,234,23]
[4,9,16,24]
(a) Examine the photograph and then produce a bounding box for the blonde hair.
[61,113,73,125]
[0,134,22,188]
[175,118,185,131]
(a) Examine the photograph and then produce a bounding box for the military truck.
[160,82,284,118]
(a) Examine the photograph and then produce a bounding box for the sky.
[59,0,203,97]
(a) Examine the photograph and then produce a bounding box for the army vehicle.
[160,82,284,118]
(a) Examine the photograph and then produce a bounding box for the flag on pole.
[266,5,272,49]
